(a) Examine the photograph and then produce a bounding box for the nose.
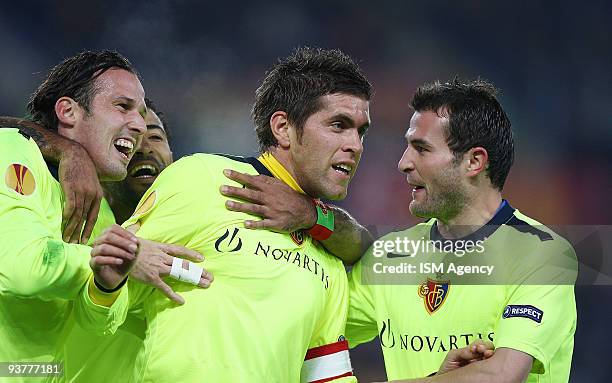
[135,136,153,155]
[128,111,147,137]
[398,147,414,173]
[343,129,364,157]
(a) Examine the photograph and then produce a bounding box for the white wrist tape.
[169,257,203,285]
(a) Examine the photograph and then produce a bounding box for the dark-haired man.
[346,79,577,383]
[115,47,371,382]
[103,98,174,224]
[0,52,208,374]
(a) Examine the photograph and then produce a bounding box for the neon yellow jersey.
[0,128,128,381]
[123,153,356,383]
[347,201,577,382]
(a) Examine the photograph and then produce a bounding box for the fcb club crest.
[4,164,36,196]
[418,279,450,315]
[290,230,304,246]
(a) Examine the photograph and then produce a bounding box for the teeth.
[114,138,134,152]
[334,164,352,174]
[130,164,158,176]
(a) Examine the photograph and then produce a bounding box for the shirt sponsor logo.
[254,242,330,289]
[502,305,543,323]
[418,279,450,314]
[379,318,494,352]
[214,227,243,252]
[4,163,35,196]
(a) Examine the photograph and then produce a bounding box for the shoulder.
[505,210,575,255]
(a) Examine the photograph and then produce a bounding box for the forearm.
[0,116,77,163]
[389,351,529,383]
[320,206,373,265]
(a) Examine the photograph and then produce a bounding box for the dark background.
[1,1,610,381]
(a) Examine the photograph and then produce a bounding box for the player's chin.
[323,185,349,201]
[409,201,432,218]
[101,164,128,182]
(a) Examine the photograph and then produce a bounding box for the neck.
[102,183,139,225]
[267,146,297,180]
[436,189,503,239]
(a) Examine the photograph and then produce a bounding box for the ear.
[54,97,81,128]
[269,111,291,148]
[465,147,488,178]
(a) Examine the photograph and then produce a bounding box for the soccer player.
[112,47,372,382]
[0,51,209,378]
[346,79,577,382]
[104,98,174,224]
[58,99,176,382]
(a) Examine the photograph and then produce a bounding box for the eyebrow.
[331,113,370,133]
[146,125,166,134]
[115,96,147,118]
[408,137,433,148]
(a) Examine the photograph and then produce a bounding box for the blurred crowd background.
[1,1,610,381]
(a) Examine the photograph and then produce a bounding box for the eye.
[414,145,427,153]
[331,121,343,130]
[149,135,164,141]
[117,103,128,111]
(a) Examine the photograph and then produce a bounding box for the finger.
[80,194,101,244]
[62,190,79,242]
[90,256,124,267]
[220,185,263,203]
[153,279,185,305]
[94,232,138,253]
[91,243,136,261]
[107,224,139,243]
[243,219,271,230]
[223,169,259,189]
[68,193,87,244]
[160,244,204,262]
[199,268,214,287]
[483,349,494,359]
[225,200,267,217]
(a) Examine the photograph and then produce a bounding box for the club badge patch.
[418,278,450,315]
[502,305,543,323]
[290,230,305,246]
[5,164,36,196]
[132,190,157,218]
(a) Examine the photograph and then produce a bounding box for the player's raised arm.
[0,116,103,244]
[221,169,373,265]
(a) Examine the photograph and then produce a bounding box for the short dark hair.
[410,78,514,191]
[144,97,172,147]
[253,47,372,153]
[27,50,138,131]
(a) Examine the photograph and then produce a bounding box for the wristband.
[94,276,128,293]
[307,199,334,241]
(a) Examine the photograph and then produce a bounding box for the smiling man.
[0,52,209,381]
[0,51,147,371]
[103,98,173,224]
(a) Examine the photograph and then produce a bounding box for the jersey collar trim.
[257,152,305,194]
[430,199,515,244]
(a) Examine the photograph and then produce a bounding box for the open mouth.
[130,163,159,179]
[332,163,352,176]
[114,138,134,160]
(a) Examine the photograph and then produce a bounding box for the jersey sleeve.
[72,276,130,335]
[0,131,92,300]
[345,258,378,348]
[301,263,357,383]
[494,241,577,376]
